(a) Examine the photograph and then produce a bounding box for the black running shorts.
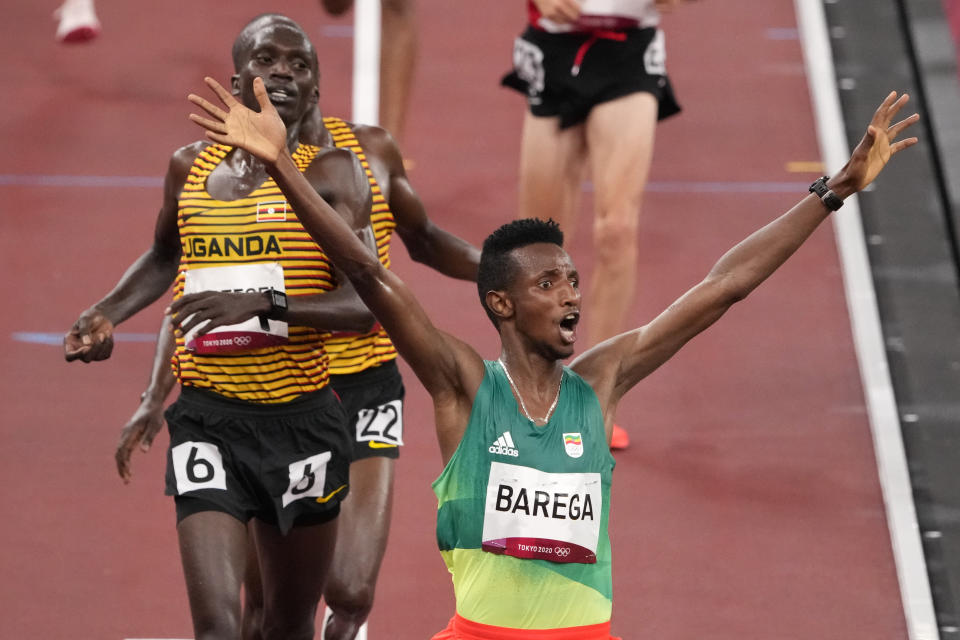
[164,385,351,534]
[502,26,681,129]
[330,360,405,461]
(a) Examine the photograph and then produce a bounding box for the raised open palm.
[843,91,920,193]
[188,76,289,164]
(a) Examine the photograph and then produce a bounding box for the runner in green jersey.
[187,80,919,637]
[434,360,615,630]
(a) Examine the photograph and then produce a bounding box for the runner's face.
[237,25,318,125]
[507,243,581,359]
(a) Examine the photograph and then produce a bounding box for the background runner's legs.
[517,113,588,235]
[583,91,658,345]
[322,457,395,640]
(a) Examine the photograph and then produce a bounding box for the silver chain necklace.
[498,358,562,425]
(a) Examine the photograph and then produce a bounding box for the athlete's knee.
[321,0,353,16]
[593,214,640,268]
[193,611,242,640]
[323,604,371,640]
[326,580,376,622]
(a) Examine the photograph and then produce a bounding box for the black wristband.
[259,288,287,330]
[267,288,288,319]
[809,176,844,212]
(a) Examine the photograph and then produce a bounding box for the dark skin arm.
[116,316,176,483]
[166,146,377,337]
[64,144,195,363]
[571,91,920,436]
[354,125,480,281]
[167,283,375,338]
[189,77,484,462]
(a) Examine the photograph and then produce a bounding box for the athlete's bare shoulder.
[569,338,627,409]
[306,145,366,184]
[167,141,213,188]
[351,124,404,172]
[350,122,391,146]
[171,140,211,166]
[302,145,371,229]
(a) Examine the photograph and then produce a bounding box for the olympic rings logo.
[554,547,571,558]
[234,335,252,346]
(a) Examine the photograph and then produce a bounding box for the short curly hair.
[477,218,564,327]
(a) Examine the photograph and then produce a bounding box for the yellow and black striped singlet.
[321,117,399,376]
[172,143,335,404]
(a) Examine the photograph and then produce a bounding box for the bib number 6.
[171,441,227,494]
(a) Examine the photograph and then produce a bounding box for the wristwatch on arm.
[808,176,844,212]
[259,288,288,330]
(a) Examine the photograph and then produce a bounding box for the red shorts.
[431,614,622,640]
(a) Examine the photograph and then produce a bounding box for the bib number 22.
[355,399,404,446]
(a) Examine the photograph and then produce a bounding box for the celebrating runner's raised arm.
[189,76,485,424]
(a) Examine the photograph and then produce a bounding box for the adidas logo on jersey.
[489,431,519,457]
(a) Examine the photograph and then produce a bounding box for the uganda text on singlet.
[320,117,400,376]
[432,361,616,629]
[172,143,335,404]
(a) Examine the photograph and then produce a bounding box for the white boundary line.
[793,1,939,638]
[352,0,381,125]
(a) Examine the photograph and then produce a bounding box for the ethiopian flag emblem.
[563,432,583,458]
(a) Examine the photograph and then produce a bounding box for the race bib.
[513,37,546,99]
[182,263,288,354]
[171,441,227,494]
[481,462,602,564]
[355,399,404,447]
[538,0,660,32]
[643,29,666,75]
[282,451,331,507]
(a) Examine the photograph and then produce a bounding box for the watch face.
[810,177,829,197]
[271,290,287,310]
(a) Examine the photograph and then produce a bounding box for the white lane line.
[794,1,940,639]
[352,0,381,126]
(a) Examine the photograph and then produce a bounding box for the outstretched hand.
[167,291,268,337]
[835,91,920,196]
[115,394,165,484]
[188,76,288,164]
[64,308,115,362]
[532,0,582,23]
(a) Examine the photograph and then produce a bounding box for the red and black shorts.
[501,26,681,129]
[164,385,351,534]
[330,359,405,462]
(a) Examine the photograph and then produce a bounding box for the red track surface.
[2,1,908,638]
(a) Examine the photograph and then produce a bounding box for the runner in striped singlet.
[64,15,379,640]
[191,78,918,638]
[115,71,479,640]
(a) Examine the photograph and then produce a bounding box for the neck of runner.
[497,358,562,426]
